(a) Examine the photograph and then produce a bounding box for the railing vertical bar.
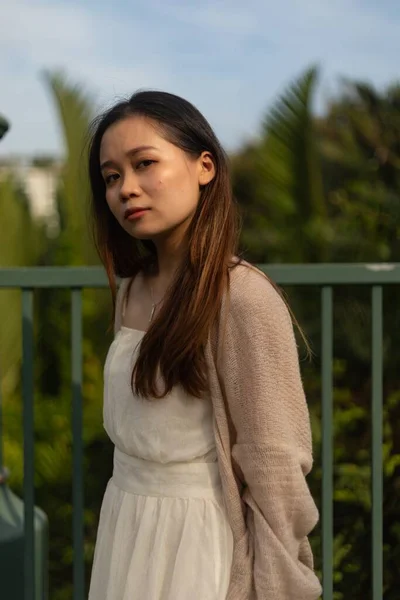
[0,353,3,469]
[372,286,383,600]
[321,286,333,600]
[71,288,84,600]
[22,288,35,600]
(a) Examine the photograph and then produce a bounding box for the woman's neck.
[143,242,184,304]
[152,231,187,282]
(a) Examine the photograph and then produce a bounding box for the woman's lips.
[124,208,150,221]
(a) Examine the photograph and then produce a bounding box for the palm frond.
[262,67,326,221]
[0,176,44,391]
[0,114,9,140]
[43,70,97,264]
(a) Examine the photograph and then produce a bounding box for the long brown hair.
[88,91,241,399]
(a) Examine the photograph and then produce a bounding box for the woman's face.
[99,116,215,241]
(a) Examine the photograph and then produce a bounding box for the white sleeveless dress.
[88,326,234,600]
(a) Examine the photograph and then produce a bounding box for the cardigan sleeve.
[219,267,322,599]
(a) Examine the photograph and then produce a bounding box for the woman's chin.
[121,220,153,238]
[127,226,161,241]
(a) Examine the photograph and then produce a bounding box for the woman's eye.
[105,173,119,185]
[137,159,155,170]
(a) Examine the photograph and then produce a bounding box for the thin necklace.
[149,285,163,323]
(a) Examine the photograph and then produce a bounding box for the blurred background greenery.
[1,66,399,599]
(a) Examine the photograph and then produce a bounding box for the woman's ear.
[198,151,216,186]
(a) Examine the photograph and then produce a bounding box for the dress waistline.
[112,447,224,500]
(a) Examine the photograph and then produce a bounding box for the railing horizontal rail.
[0,263,400,288]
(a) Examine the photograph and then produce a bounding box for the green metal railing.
[1,262,400,600]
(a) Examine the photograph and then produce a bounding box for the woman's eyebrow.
[100,145,158,170]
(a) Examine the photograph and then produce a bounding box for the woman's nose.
[119,171,141,200]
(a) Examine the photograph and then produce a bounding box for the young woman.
[87,91,322,600]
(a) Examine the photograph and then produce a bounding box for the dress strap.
[114,277,131,336]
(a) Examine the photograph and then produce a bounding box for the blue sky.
[1,0,400,157]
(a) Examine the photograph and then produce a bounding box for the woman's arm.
[220,266,322,599]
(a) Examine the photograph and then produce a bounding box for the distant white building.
[0,157,61,235]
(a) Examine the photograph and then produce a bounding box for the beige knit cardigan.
[114,262,322,600]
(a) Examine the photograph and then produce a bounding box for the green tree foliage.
[2,68,400,598]
[2,73,112,598]
[316,80,400,262]
[0,176,44,393]
[232,71,400,599]
[232,67,331,263]
[43,70,98,265]
[34,72,112,597]
[314,82,400,599]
